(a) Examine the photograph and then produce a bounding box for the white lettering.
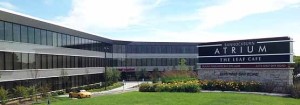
[223,47,227,54]
[258,45,267,53]
[247,46,254,53]
[232,47,236,54]
[214,48,220,54]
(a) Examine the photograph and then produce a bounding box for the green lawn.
[49,92,300,105]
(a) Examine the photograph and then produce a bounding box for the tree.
[136,68,148,80]
[0,87,8,105]
[150,68,160,83]
[178,58,188,70]
[84,69,90,85]
[30,69,39,103]
[105,68,121,86]
[61,69,69,89]
[28,86,38,102]
[13,86,28,104]
[294,56,300,75]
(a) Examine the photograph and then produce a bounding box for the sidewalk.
[58,81,145,98]
[91,81,145,97]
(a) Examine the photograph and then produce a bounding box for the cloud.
[0,2,18,10]
[198,0,300,30]
[55,0,161,33]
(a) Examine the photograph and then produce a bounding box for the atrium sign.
[197,37,293,66]
[197,37,294,92]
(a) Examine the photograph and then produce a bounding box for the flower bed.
[199,80,261,92]
[139,80,200,93]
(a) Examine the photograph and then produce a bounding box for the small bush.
[0,87,8,105]
[139,80,200,93]
[57,90,65,95]
[51,92,59,96]
[156,80,200,93]
[288,85,300,98]
[199,80,261,92]
[139,83,156,92]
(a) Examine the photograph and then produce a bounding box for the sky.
[0,0,300,55]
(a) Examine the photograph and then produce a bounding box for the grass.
[49,92,300,105]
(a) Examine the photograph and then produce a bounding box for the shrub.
[199,80,261,92]
[0,87,8,105]
[139,83,156,92]
[38,84,51,98]
[150,68,161,83]
[57,90,65,95]
[27,86,38,102]
[51,92,59,96]
[139,80,200,93]
[288,84,300,98]
[156,80,200,93]
[13,86,29,103]
[105,68,121,86]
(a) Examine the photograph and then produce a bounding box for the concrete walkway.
[91,81,145,97]
[58,81,145,97]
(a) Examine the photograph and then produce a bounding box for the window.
[142,59,147,66]
[41,54,47,69]
[22,53,29,69]
[4,22,13,41]
[81,57,86,67]
[66,35,70,47]
[35,29,41,44]
[0,52,4,70]
[14,52,22,70]
[57,33,62,47]
[62,56,67,68]
[57,55,63,68]
[70,56,75,68]
[66,56,71,68]
[70,36,74,46]
[47,31,53,46]
[0,21,4,40]
[152,58,156,66]
[13,24,21,42]
[21,26,28,43]
[62,34,66,46]
[157,58,161,66]
[74,37,79,46]
[74,56,79,68]
[52,32,57,47]
[52,55,58,68]
[28,27,34,44]
[5,52,13,70]
[41,30,47,45]
[28,53,35,69]
[35,54,41,69]
[78,57,82,67]
[47,55,52,69]
[147,58,151,66]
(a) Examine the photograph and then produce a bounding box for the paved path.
[91,81,145,97]
[58,81,145,97]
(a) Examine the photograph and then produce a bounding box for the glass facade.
[0,18,198,91]
[0,51,107,70]
[0,20,112,53]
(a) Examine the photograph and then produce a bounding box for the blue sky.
[0,0,300,54]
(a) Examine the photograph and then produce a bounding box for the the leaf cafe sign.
[197,37,293,68]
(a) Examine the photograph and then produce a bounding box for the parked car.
[69,90,92,98]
